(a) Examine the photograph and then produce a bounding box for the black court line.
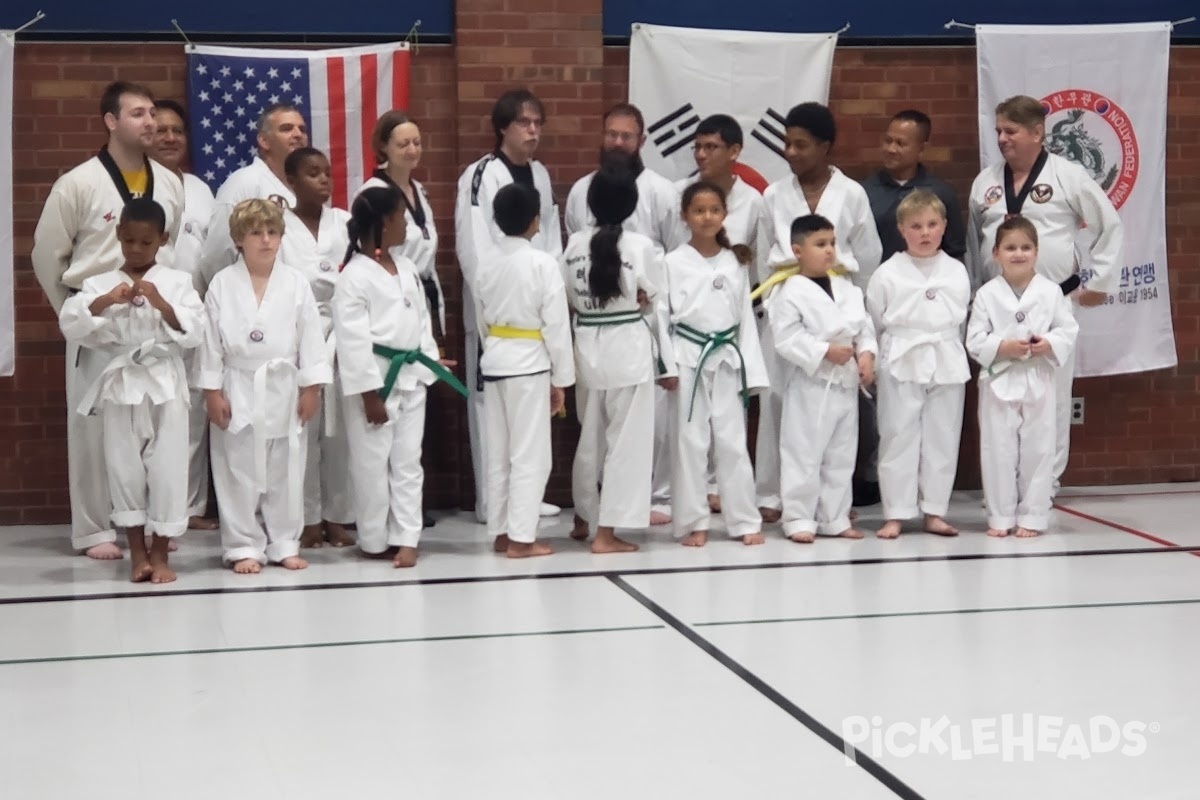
[607,575,927,800]
[693,597,1200,628]
[1,544,1197,607]
[0,623,666,668]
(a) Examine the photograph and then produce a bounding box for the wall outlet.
[1071,397,1085,425]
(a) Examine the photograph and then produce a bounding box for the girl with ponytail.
[332,185,462,569]
[561,165,664,553]
[656,179,769,549]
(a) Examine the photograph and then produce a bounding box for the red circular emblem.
[1039,89,1139,210]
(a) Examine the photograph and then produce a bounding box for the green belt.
[373,344,469,400]
[575,309,644,327]
[673,322,748,421]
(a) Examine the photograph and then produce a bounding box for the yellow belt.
[750,264,846,301]
[488,325,543,340]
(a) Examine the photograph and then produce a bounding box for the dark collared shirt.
[862,164,966,262]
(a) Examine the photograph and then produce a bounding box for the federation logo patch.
[1015,311,1026,323]
[712,276,724,290]
[925,288,937,300]
[984,185,1004,206]
[249,329,264,342]
[1040,89,1139,209]
[184,222,194,235]
[131,295,146,307]
[1030,184,1054,204]
[319,261,333,272]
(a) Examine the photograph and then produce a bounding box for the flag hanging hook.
[943,19,976,30]
[404,19,422,54]
[14,10,46,35]
[832,21,851,36]
[1171,16,1197,28]
[171,18,194,52]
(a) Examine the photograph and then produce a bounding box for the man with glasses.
[455,89,563,524]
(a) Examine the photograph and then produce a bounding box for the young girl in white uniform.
[334,186,465,568]
[562,166,662,554]
[280,147,356,549]
[197,199,330,574]
[966,217,1079,537]
[658,181,768,547]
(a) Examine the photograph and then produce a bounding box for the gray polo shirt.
[861,164,966,262]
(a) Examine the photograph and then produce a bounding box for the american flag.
[186,42,410,209]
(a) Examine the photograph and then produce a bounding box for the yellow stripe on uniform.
[488,325,543,340]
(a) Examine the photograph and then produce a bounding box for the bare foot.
[506,540,554,558]
[1014,526,1041,538]
[149,561,176,584]
[742,533,765,546]
[393,546,418,568]
[707,493,722,513]
[570,514,590,541]
[788,531,816,544]
[649,510,672,526]
[232,559,262,574]
[986,527,1010,538]
[86,542,123,560]
[838,528,865,539]
[924,515,959,537]
[591,528,638,554]
[325,522,355,548]
[130,558,153,582]
[279,555,308,570]
[188,515,219,531]
[300,524,325,549]
[147,537,176,584]
[493,534,511,553]
[759,507,782,524]
[681,530,708,547]
[876,520,902,539]
[147,536,179,552]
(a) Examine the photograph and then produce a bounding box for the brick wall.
[2,30,1196,524]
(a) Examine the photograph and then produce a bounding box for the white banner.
[976,22,1176,377]
[629,23,837,191]
[0,33,13,377]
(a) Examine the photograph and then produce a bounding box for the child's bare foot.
[876,520,902,539]
[788,531,816,544]
[188,515,219,530]
[742,533,765,545]
[1014,526,1040,538]
[325,522,355,547]
[393,546,418,568]
[570,514,589,541]
[838,527,865,540]
[759,507,782,524]
[707,493,722,513]
[130,558,153,582]
[147,536,179,552]
[300,524,325,549]
[493,534,511,553]
[148,537,175,584]
[924,515,959,536]
[649,510,672,525]
[986,527,1010,538]
[232,559,261,574]
[86,542,123,560]
[591,527,638,554]
[681,530,708,547]
[279,555,308,570]
[506,540,554,558]
[149,561,176,584]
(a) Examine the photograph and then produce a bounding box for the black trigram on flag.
[751,107,787,160]
[649,103,701,158]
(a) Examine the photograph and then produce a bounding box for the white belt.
[227,356,303,508]
[76,339,172,416]
[884,326,959,365]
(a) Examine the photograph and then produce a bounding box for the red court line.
[1053,503,1198,556]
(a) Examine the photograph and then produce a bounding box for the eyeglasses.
[514,116,544,129]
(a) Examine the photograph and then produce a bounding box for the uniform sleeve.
[332,271,381,396]
[58,279,117,347]
[846,189,884,290]
[540,261,575,388]
[965,288,1001,369]
[653,264,678,379]
[853,291,878,357]
[31,176,81,314]
[635,238,662,303]
[658,182,689,252]
[164,278,206,350]
[539,175,564,259]
[296,283,332,388]
[1042,289,1080,367]
[761,188,790,266]
[196,201,238,297]
[1065,164,1124,295]
[163,171,184,250]
[195,281,227,391]
[456,169,504,293]
[736,278,769,392]
[564,179,587,237]
[964,176,990,294]
[768,285,827,376]
[864,267,889,336]
[749,198,772,287]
